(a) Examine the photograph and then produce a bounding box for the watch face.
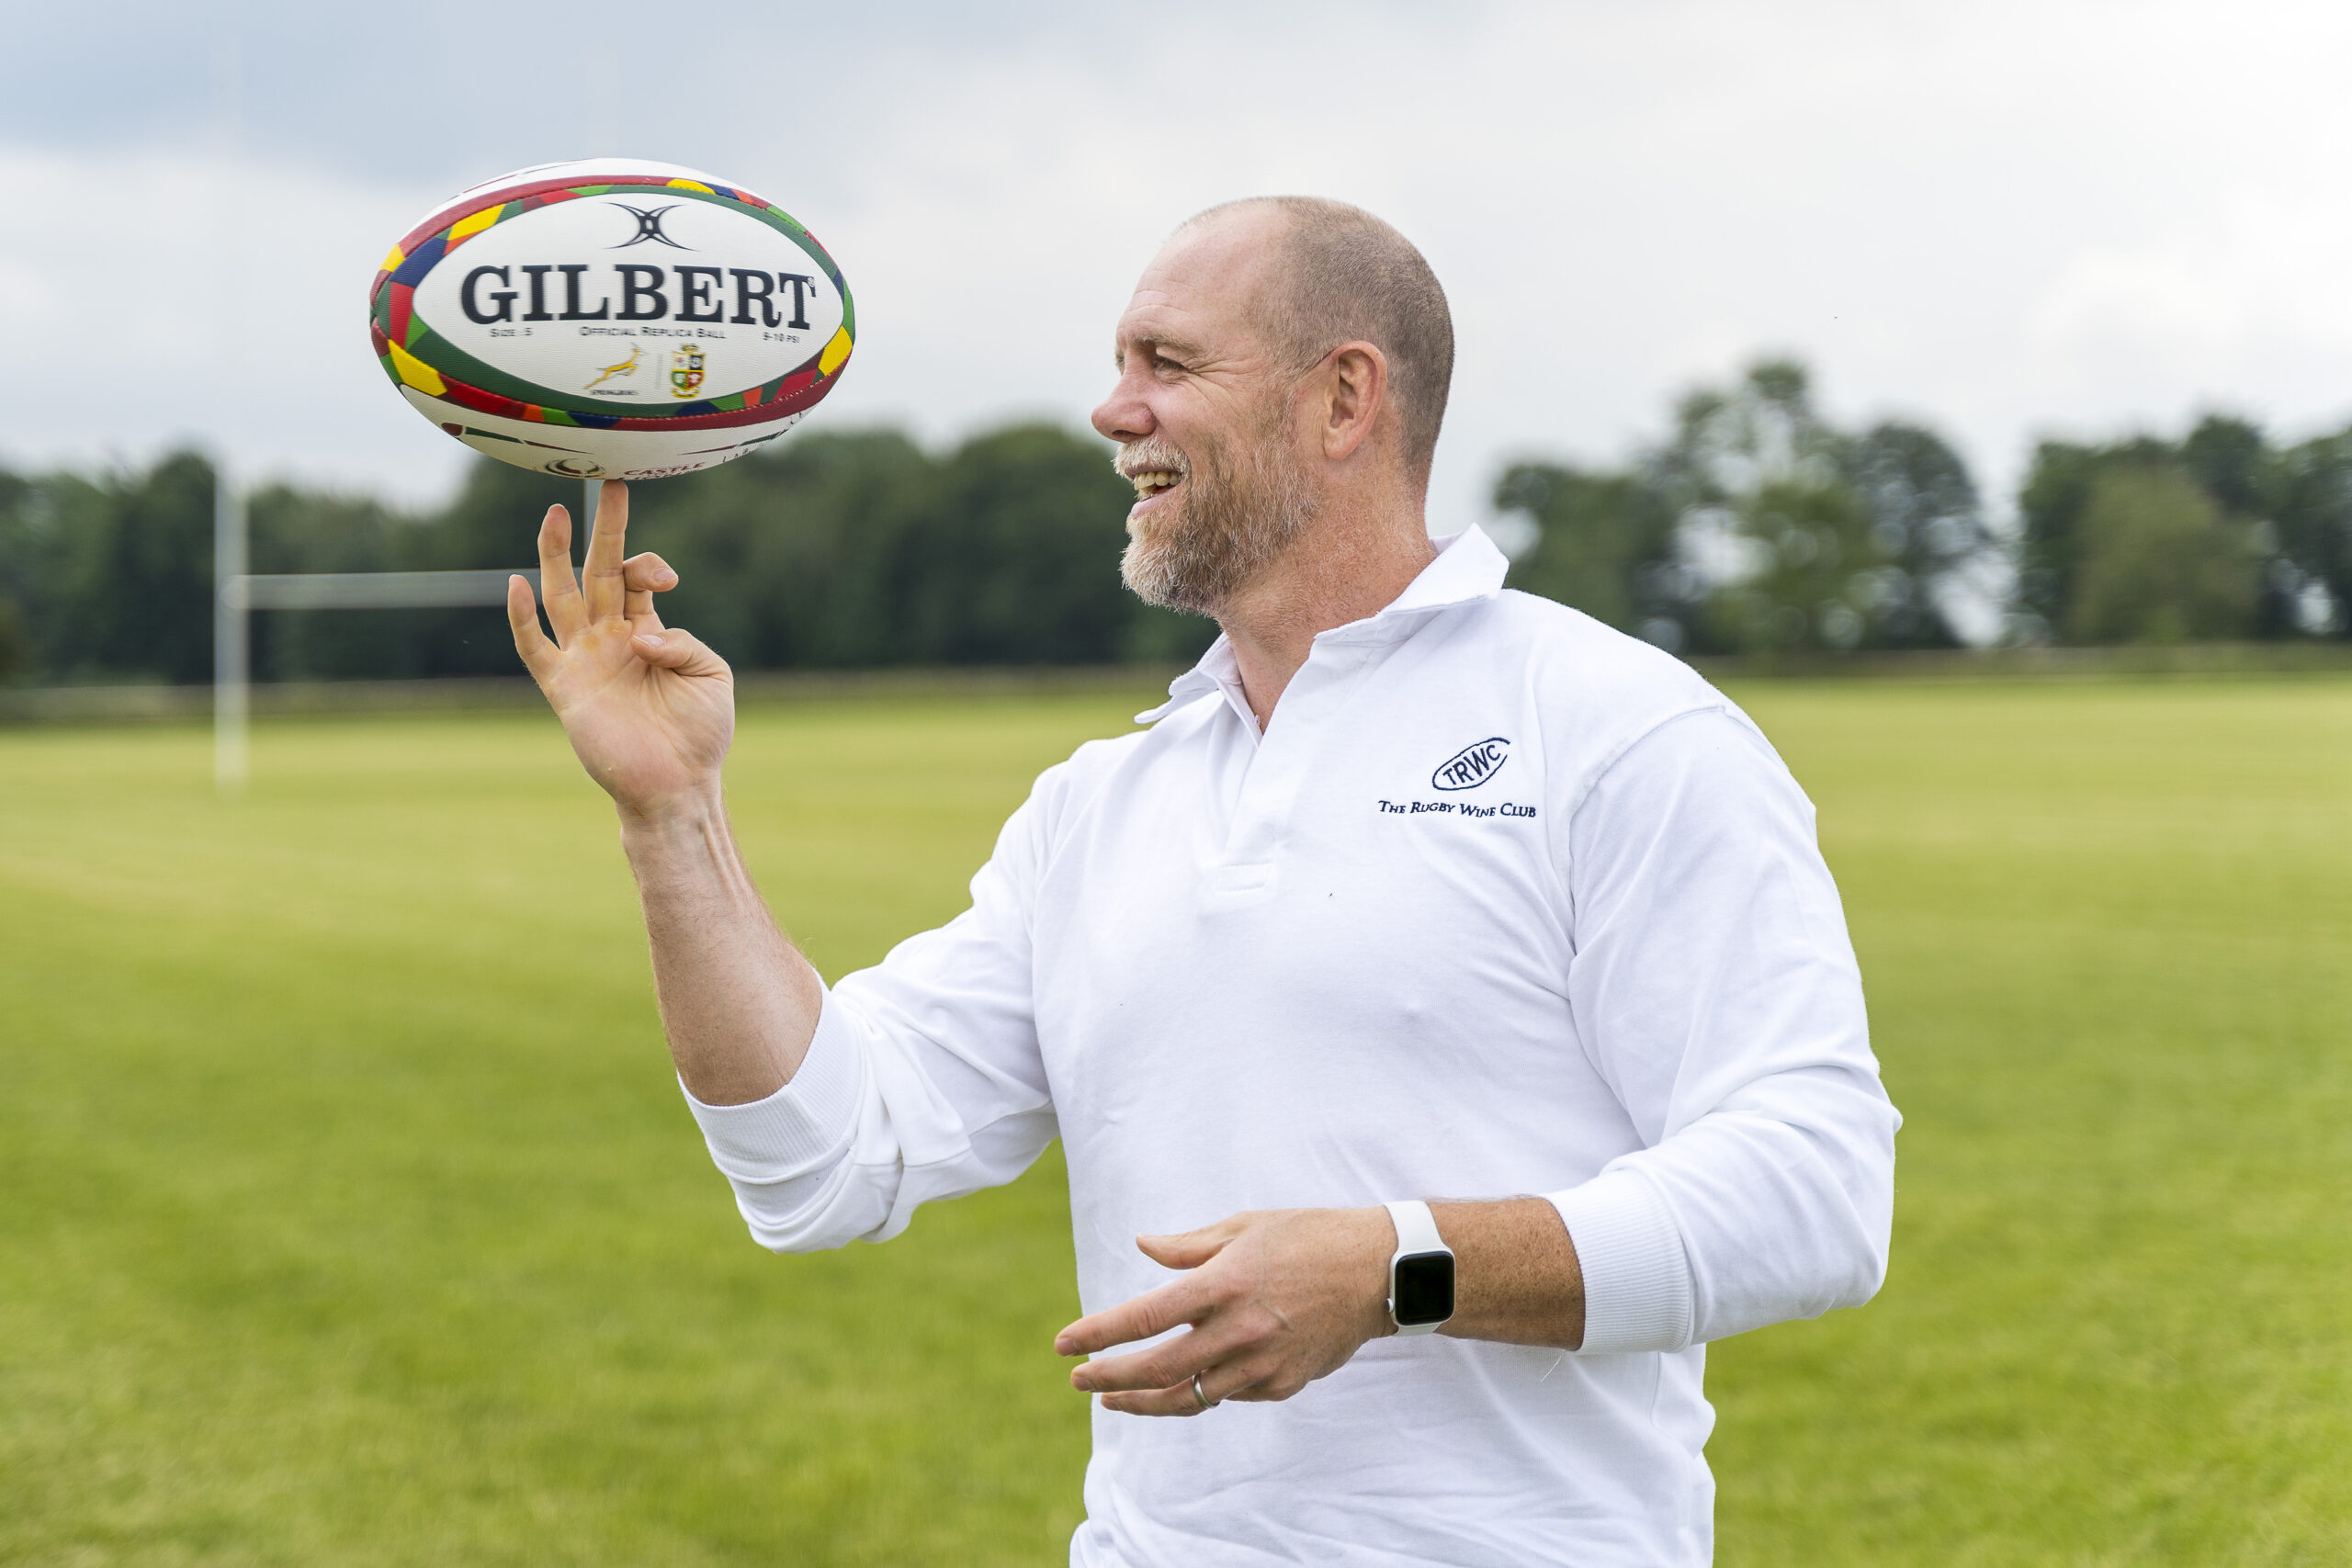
[1392,1250,1456,1326]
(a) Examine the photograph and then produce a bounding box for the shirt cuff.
[1544,1167,1696,1354]
[680,988,865,1182]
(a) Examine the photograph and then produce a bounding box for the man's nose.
[1091,374,1154,444]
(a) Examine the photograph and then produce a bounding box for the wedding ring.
[1192,1371,1216,1411]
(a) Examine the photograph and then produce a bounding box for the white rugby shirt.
[686,525,1899,1568]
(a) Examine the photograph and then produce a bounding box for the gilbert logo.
[1432,737,1510,791]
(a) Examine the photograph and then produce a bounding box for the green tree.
[1494,361,1992,655]
[2178,414,2270,517]
[0,467,36,681]
[1847,422,1994,649]
[2018,434,2177,636]
[889,423,1156,665]
[1490,464,1681,637]
[2269,429,2352,637]
[2067,466,2259,644]
[2017,414,2334,643]
[1655,362,1986,653]
[20,453,220,684]
[1705,478,1886,654]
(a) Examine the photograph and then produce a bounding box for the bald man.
[509,197,1898,1567]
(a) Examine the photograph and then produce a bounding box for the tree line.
[0,424,1212,685]
[3,360,2347,685]
[1495,360,2348,655]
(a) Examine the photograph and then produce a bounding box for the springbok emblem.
[584,343,643,390]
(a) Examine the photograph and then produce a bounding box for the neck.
[1214,496,1437,730]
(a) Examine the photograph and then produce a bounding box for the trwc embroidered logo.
[608,204,692,250]
[1432,738,1510,791]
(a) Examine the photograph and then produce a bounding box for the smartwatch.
[1383,1200,1456,1335]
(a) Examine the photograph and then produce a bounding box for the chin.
[1120,532,1217,615]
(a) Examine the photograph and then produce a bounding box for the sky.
[8,0,2352,546]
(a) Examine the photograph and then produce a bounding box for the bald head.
[1179,197,1454,481]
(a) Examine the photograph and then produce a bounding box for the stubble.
[1118,405,1320,615]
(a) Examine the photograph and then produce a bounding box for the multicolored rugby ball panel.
[369,158,854,481]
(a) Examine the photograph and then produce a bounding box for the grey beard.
[1121,432,1319,615]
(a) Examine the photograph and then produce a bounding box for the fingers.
[1100,1360,1261,1417]
[1136,1217,1243,1271]
[1056,1274,1212,1359]
[1070,1322,1235,1396]
[1056,1217,1246,1358]
[1093,1348,1317,1416]
[536,505,584,640]
[629,627,730,681]
[623,551,677,628]
[582,479,630,624]
[1096,1353,1300,1416]
[507,574,560,685]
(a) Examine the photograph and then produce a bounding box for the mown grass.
[1,678,2346,1565]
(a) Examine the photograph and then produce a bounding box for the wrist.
[616,782,729,843]
[1348,1205,1403,1340]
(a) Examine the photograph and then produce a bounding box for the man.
[507,197,1897,1566]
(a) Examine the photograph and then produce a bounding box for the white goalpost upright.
[210,464,564,795]
[213,466,249,794]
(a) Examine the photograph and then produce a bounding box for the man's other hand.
[507,480,734,822]
[1056,1207,1395,1416]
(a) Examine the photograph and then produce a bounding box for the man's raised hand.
[507,479,735,820]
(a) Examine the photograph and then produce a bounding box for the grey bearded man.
[507,197,1900,1567]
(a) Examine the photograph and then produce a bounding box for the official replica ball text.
[368,158,854,481]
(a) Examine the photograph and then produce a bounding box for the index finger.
[1057,1275,1210,1358]
[536,505,583,640]
[582,479,630,624]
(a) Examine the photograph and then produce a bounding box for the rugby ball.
[368,158,854,481]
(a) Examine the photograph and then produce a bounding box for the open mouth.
[1128,469,1182,502]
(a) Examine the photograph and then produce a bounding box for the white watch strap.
[1385,1199,1453,1336]
[1385,1199,1445,1257]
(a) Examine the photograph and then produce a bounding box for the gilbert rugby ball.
[368,158,853,481]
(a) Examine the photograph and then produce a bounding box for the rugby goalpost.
[212,472,595,794]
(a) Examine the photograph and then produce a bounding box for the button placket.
[1204,639,1381,900]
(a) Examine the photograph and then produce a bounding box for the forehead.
[1112,209,1285,358]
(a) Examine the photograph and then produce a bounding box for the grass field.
[2,678,2347,1565]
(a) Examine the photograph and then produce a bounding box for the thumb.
[1136,1219,1240,1270]
[631,628,729,679]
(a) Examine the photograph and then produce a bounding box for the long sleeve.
[682,772,1063,1252]
[1544,705,1899,1354]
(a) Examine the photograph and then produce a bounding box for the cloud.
[2027,193,2352,435]
[7,0,2352,535]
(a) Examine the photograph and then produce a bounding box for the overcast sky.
[7,0,2352,540]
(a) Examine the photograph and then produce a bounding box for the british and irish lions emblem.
[669,344,707,400]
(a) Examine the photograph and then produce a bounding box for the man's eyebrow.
[1115,333,1205,370]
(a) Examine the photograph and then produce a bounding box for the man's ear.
[1319,341,1389,464]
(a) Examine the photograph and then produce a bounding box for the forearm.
[1059,1196,1591,1413]
[621,790,823,1105]
[1430,1197,1586,1350]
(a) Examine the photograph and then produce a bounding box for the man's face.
[1091,213,1320,614]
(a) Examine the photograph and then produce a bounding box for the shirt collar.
[1135,524,1510,725]
[1371,523,1510,618]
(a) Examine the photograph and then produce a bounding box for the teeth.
[1128,470,1180,497]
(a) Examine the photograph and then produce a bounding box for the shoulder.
[1459,590,1766,801]
[1020,726,1156,840]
